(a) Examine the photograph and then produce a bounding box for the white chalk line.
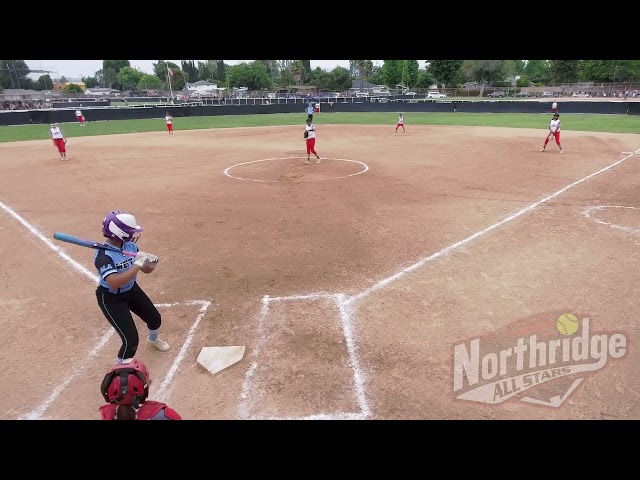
[239,292,370,420]
[241,147,640,420]
[223,156,369,182]
[155,300,213,403]
[581,205,640,234]
[0,201,213,419]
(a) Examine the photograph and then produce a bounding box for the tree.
[217,60,226,82]
[381,60,403,88]
[330,66,352,90]
[0,60,31,89]
[181,60,198,83]
[64,84,83,93]
[196,60,216,82]
[290,60,306,86]
[349,60,374,88]
[103,60,130,74]
[302,60,311,75]
[403,60,420,88]
[429,60,464,88]
[117,66,143,92]
[548,60,579,83]
[523,60,550,83]
[137,73,163,91]
[82,76,99,88]
[308,67,332,90]
[415,69,436,89]
[226,61,272,90]
[153,61,179,81]
[35,74,54,90]
[97,68,117,88]
[578,60,640,82]
[369,65,384,85]
[465,60,508,95]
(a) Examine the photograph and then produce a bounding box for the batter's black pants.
[96,283,161,360]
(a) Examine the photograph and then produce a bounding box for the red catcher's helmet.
[100,360,151,408]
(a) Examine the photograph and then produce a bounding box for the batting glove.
[134,252,149,268]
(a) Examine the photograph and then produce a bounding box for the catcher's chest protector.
[99,401,182,420]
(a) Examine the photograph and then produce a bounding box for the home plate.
[197,346,245,375]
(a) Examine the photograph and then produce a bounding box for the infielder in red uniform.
[165,112,174,136]
[75,109,85,126]
[304,118,321,164]
[394,113,406,135]
[540,112,564,153]
[49,123,68,160]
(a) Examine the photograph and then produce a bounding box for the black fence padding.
[1,101,638,126]
[52,101,111,108]
[628,102,640,115]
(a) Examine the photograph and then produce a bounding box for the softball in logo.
[556,313,579,335]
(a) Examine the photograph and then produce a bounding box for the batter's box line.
[19,299,214,420]
[238,292,371,420]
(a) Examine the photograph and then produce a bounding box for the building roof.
[187,81,217,87]
[85,87,120,92]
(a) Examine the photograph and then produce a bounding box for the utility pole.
[12,60,22,91]
[6,62,16,89]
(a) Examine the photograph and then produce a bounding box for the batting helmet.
[100,359,151,408]
[102,211,144,242]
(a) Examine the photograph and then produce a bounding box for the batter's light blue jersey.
[94,241,139,293]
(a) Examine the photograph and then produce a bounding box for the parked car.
[540,91,555,98]
[355,91,370,97]
[513,91,531,97]
[572,92,590,98]
[487,91,507,98]
[427,91,447,99]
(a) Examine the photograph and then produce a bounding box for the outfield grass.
[1,112,639,143]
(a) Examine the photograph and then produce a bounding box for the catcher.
[94,210,170,366]
[99,359,182,420]
[540,112,564,153]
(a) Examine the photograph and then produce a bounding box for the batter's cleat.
[559,149,564,154]
[316,157,321,163]
[393,133,396,136]
[540,148,545,152]
[404,133,406,136]
[147,337,170,351]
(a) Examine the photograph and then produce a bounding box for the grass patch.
[1,112,639,143]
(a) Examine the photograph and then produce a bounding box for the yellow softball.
[556,313,579,336]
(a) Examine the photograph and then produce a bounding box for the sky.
[23,60,383,80]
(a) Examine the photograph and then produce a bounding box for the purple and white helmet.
[102,211,144,242]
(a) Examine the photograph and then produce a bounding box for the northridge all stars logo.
[452,312,628,407]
